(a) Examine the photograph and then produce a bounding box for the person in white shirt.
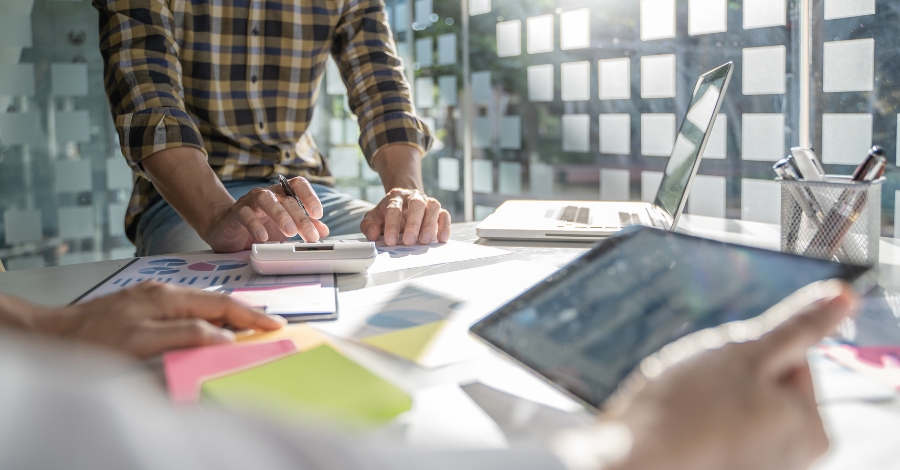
[0,280,857,470]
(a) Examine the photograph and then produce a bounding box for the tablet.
[470,226,875,411]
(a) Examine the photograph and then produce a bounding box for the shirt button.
[252,28,259,36]
[259,122,264,129]
[251,75,258,83]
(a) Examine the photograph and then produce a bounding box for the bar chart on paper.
[117,258,249,288]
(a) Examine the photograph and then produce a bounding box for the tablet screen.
[470,227,871,409]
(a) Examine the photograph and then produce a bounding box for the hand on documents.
[6,282,285,358]
[585,282,859,470]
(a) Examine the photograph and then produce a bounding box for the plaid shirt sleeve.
[332,0,433,164]
[94,0,206,176]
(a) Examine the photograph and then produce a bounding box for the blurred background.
[1,0,897,270]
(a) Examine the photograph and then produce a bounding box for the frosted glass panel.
[562,114,590,153]
[414,0,432,25]
[361,162,380,182]
[329,118,344,145]
[687,175,726,217]
[741,113,784,161]
[560,8,590,50]
[689,0,727,35]
[472,71,492,104]
[641,0,676,41]
[530,162,554,198]
[526,15,554,54]
[51,63,89,97]
[56,110,92,143]
[470,0,491,16]
[0,15,32,48]
[499,162,522,195]
[500,116,521,150]
[823,39,875,93]
[599,114,631,155]
[640,54,676,98]
[824,0,875,20]
[641,113,676,157]
[415,77,434,108]
[743,0,785,29]
[438,157,461,191]
[3,209,42,244]
[496,20,522,57]
[598,58,631,100]
[326,57,346,95]
[475,205,496,221]
[106,158,133,190]
[0,64,35,96]
[821,113,872,165]
[527,64,554,102]
[59,252,100,266]
[329,147,361,178]
[344,119,360,145]
[58,207,95,240]
[641,171,664,202]
[561,61,590,101]
[366,185,386,204]
[473,159,493,193]
[0,112,42,145]
[416,37,434,68]
[438,75,458,107]
[437,33,457,65]
[55,159,92,193]
[600,169,630,201]
[472,116,491,149]
[741,179,781,224]
[108,204,128,236]
[702,114,727,159]
[742,46,786,95]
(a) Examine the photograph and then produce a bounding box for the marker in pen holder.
[779,176,883,266]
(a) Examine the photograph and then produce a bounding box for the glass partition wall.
[0,0,897,270]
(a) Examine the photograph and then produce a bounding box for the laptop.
[476,62,734,241]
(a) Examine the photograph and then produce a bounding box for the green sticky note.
[201,344,411,425]
[362,320,447,362]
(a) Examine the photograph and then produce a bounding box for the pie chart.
[188,260,249,272]
[139,259,187,275]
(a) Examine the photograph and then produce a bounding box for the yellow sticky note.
[201,344,411,425]
[235,323,327,352]
[362,320,447,362]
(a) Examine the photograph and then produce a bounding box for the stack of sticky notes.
[163,324,411,425]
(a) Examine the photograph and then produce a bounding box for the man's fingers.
[402,191,428,246]
[758,282,858,374]
[288,177,324,219]
[311,218,330,239]
[279,196,320,242]
[237,205,268,242]
[360,211,384,241]
[418,199,441,244]
[252,189,298,237]
[164,289,287,331]
[437,210,451,242]
[131,318,234,358]
[383,194,404,246]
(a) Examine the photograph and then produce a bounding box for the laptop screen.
[654,63,733,226]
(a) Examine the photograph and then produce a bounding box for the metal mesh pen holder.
[780,176,883,266]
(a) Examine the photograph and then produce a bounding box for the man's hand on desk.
[362,144,451,246]
[14,282,285,358]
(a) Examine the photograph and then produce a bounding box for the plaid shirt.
[94,0,433,241]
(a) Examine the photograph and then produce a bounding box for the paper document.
[163,339,296,404]
[367,239,510,274]
[201,344,412,425]
[315,261,558,367]
[77,252,336,318]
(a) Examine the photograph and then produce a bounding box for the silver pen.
[279,175,310,218]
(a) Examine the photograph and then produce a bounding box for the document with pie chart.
[77,251,336,319]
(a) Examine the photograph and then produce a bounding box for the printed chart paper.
[368,239,511,274]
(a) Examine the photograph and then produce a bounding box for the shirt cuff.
[114,107,207,177]
[358,112,433,165]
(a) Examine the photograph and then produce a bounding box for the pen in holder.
[779,176,883,266]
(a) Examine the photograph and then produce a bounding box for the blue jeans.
[135,179,374,256]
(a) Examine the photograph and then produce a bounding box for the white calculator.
[250,240,378,275]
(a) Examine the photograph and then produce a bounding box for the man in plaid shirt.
[94,0,451,255]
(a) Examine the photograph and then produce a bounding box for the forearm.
[142,147,235,242]
[0,293,48,331]
[372,144,424,192]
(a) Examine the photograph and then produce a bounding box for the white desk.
[1,215,898,469]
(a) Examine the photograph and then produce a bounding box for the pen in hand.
[279,175,311,218]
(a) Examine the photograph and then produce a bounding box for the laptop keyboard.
[557,206,640,228]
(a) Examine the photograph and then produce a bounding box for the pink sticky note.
[164,339,297,404]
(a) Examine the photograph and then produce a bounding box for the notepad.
[201,344,412,425]
[163,339,297,404]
